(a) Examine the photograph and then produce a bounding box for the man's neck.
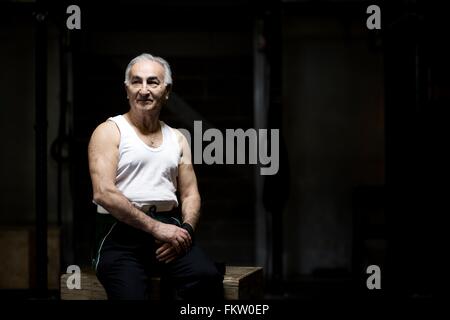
[125,110,161,134]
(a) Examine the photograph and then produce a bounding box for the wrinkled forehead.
[129,60,165,80]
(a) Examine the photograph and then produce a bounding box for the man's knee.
[96,259,149,300]
[171,246,224,300]
[187,263,224,300]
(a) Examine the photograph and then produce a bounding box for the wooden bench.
[60,266,263,300]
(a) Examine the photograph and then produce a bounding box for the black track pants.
[93,213,224,301]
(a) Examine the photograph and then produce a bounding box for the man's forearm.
[180,195,201,230]
[94,189,158,235]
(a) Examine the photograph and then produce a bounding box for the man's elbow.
[93,187,115,207]
[182,192,201,204]
[93,191,106,207]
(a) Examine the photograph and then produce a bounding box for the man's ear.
[165,84,172,99]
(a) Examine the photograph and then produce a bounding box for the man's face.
[125,60,170,112]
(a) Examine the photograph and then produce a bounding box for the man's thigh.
[96,248,151,300]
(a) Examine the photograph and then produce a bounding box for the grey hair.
[124,53,173,86]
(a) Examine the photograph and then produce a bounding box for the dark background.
[0,0,445,300]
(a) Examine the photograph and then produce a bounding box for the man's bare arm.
[155,129,200,263]
[175,129,201,230]
[88,121,191,252]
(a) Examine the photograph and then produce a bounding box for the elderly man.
[88,53,223,300]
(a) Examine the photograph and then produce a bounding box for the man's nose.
[139,83,150,94]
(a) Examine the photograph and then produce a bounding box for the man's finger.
[159,250,177,263]
[156,247,173,260]
[180,230,192,248]
[171,239,182,254]
[177,237,188,252]
[156,243,170,255]
[176,230,190,251]
[183,229,192,243]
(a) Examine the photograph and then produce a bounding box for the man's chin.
[137,100,152,106]
[134,103,161,112]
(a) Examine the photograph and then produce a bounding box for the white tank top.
[96,115,181,214]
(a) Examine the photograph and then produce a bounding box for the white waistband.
[97,202,175,214]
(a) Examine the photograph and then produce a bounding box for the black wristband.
[181,222,195,239]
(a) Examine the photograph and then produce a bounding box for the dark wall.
[282,6,385,277]
[0,9,36,225]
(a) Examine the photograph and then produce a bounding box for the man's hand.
[153,222,192,255]
[155,241,183,263]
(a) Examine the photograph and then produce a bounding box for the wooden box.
[223,266,264,299]
[0,226,60,289]
[60,266,263,300]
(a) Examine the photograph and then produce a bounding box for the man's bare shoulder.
[171,127,188,145]
[90,120,120,145]
[170,127,193,165]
